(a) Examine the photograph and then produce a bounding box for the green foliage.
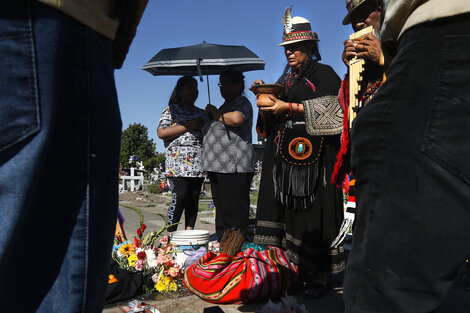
[120,123,156,168]
[119,204,179,247]
[145,153,165,170]
[249,192,258,205]
[198,202,212,211]
[147,183,163,194]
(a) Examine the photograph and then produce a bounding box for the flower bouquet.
[128,155,140,168]
[106,206,183,303]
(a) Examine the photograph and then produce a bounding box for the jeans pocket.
[422,35,470,184]
[0,4,40,153]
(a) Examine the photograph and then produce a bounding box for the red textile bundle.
[331,77,351,189]
[183,247,299,304]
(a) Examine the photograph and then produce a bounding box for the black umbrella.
[142,42,265,103]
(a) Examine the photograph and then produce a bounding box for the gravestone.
[121,167,144,191]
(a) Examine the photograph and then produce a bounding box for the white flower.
[145,249,156,260]
[147,258,159,268]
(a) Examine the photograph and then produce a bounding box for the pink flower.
[156,254,170,266]
[167,266,181,277]
[163,243,173,253]
[151,273,160,284]
[164,258,175,267]
[159,236,169,245]
[135,259,144,271]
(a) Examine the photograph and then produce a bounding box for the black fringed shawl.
[272,60,342,211]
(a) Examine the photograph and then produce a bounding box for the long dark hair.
[276,40,321,85]
[220,69,245,95]
[168,76,197,105]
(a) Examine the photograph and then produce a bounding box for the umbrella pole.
[206,74,211,104]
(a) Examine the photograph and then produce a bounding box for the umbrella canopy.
[142,42,265,77]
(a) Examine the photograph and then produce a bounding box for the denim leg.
[0,1,121,312]
[344,15,470,313]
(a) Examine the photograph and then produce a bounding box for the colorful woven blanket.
[183,246,299,304]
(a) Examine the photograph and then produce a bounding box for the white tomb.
[121,167,144,191]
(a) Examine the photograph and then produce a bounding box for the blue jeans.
[0,1,121,312]
[343,14,470,313]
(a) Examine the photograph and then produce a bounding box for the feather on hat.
[279,6,319,46]
[282,6,293,34]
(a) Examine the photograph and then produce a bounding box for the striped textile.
[183,247,299,304]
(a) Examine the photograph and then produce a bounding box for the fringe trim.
[273,157,319,211]
[330,212,355,248]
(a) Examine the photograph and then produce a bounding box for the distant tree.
[120,123,156,167]
[145,153,165,171]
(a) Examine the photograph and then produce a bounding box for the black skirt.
[254,131,345,275]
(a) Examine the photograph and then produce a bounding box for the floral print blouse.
[157,104,208,177]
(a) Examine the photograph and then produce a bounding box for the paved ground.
[103,193,470,313]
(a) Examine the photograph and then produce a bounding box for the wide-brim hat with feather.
[279,6,319,46]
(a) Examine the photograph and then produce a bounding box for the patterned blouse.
[202,95,254,173]
[157,104,208,178]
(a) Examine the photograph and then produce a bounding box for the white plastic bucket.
[170,230,210,267]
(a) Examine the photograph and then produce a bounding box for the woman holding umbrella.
[252,8,344,299]
[203,70,254,240]
[157,76,208,233]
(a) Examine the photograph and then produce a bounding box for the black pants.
[167,177,204,232]
[343,15,470,313]
[208,172,253,240]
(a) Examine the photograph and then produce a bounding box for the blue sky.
[115,1,353,153]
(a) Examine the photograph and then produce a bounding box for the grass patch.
[146,183,163,194]
[198,201,214,212]
[249,191,258,205]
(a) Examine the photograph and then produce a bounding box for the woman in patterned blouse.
[157,76,208,232]
[203,70,255,240]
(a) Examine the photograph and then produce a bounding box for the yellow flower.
[168,279,177,291]
[119,243,134,257]
[155,280,166,293]
[128,254,138,267]
[155,275,178,293]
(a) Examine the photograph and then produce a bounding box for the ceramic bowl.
[250,84,284,107]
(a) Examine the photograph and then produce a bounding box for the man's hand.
[354,35,382,64]
[342,35,382,66]
[342,39,357,67]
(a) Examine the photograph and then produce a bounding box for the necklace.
[285,71,300,87]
